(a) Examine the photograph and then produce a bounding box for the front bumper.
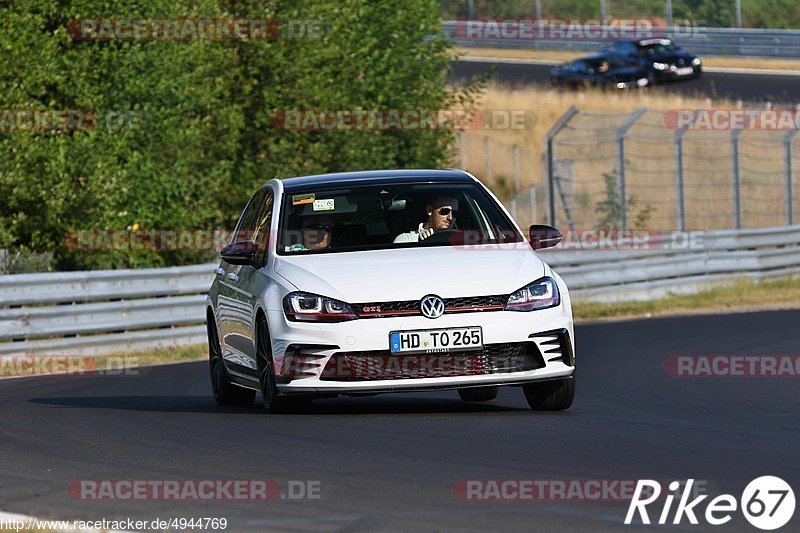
[266,304,574,394]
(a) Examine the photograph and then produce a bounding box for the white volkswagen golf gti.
[207,170,575,412]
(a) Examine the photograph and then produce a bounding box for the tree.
[0,0,474,269]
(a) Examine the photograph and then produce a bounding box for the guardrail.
[1,224,798,355]
[444,21,800,58]
[0,264,214,356]
[538,225,800,301]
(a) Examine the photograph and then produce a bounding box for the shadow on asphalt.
[28,394,544,415]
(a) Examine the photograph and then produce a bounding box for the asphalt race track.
[453,59,800,103]
[1,310,798,532]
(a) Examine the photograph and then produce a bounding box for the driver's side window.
[232,189,267,245]
[254,191,274,264]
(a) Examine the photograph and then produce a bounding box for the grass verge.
[457,46,800,71]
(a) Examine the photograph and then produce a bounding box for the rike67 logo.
[626,477,795,530]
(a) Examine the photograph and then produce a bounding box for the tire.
[255,315,311,413]
[458,386,498,402]
[522,375,575,411]
[208,316,255,406]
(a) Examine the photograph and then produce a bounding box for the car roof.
[612,38,673,45]
[278,169,475,193]
[636,38,674,46]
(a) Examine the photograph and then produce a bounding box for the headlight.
[505,277,560,311]
[653,62,668,70]
[284,292,357,322]
[692,57,701,66]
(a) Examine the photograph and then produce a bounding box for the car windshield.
[639,42,678,54]
[277,181,523,254]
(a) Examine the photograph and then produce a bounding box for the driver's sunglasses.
[303,224,332,232]
[437,207,457,216]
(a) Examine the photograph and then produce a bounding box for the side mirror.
[220,241,261,267]
[529,225,562,250]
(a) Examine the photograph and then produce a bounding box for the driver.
[393,196,457,243]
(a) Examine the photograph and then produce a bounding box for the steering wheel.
[420,228,459,245]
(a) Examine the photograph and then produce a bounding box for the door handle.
[226,272,240,282]
[214,267,225,276]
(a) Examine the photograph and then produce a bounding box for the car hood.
[648,52,695,63]
[273,244,546,303]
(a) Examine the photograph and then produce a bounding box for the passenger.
[286,215,334,251]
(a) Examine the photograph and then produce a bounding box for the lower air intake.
[320,342,545,381]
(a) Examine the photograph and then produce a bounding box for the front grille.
[353,300,420,317]
[353,294,507,318]
[444,295,507,310]
[320,342,545,381]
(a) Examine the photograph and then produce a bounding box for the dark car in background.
[550,55,651,90]
[605,38,702,82]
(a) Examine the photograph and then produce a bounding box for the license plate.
[675,67,694,76]
[390,327,483,354]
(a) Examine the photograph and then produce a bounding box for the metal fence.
[0,250,54,275]
[545,106,800,231]
[444,22,800,58]
[455,132,545,229]
[1,224,799,355]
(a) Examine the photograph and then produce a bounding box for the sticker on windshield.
[313,199,335,211]
[292,193,315,205]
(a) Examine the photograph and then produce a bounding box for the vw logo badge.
[420,295,445,319]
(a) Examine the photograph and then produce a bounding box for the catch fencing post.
[458,131,465,169]
[785,130,798,226]
[484,136,492,181]
[545,106,580,226]
[616,108,648,230]
[513,144,520,194]
[731,129,743,229]
[674,128,688,232]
